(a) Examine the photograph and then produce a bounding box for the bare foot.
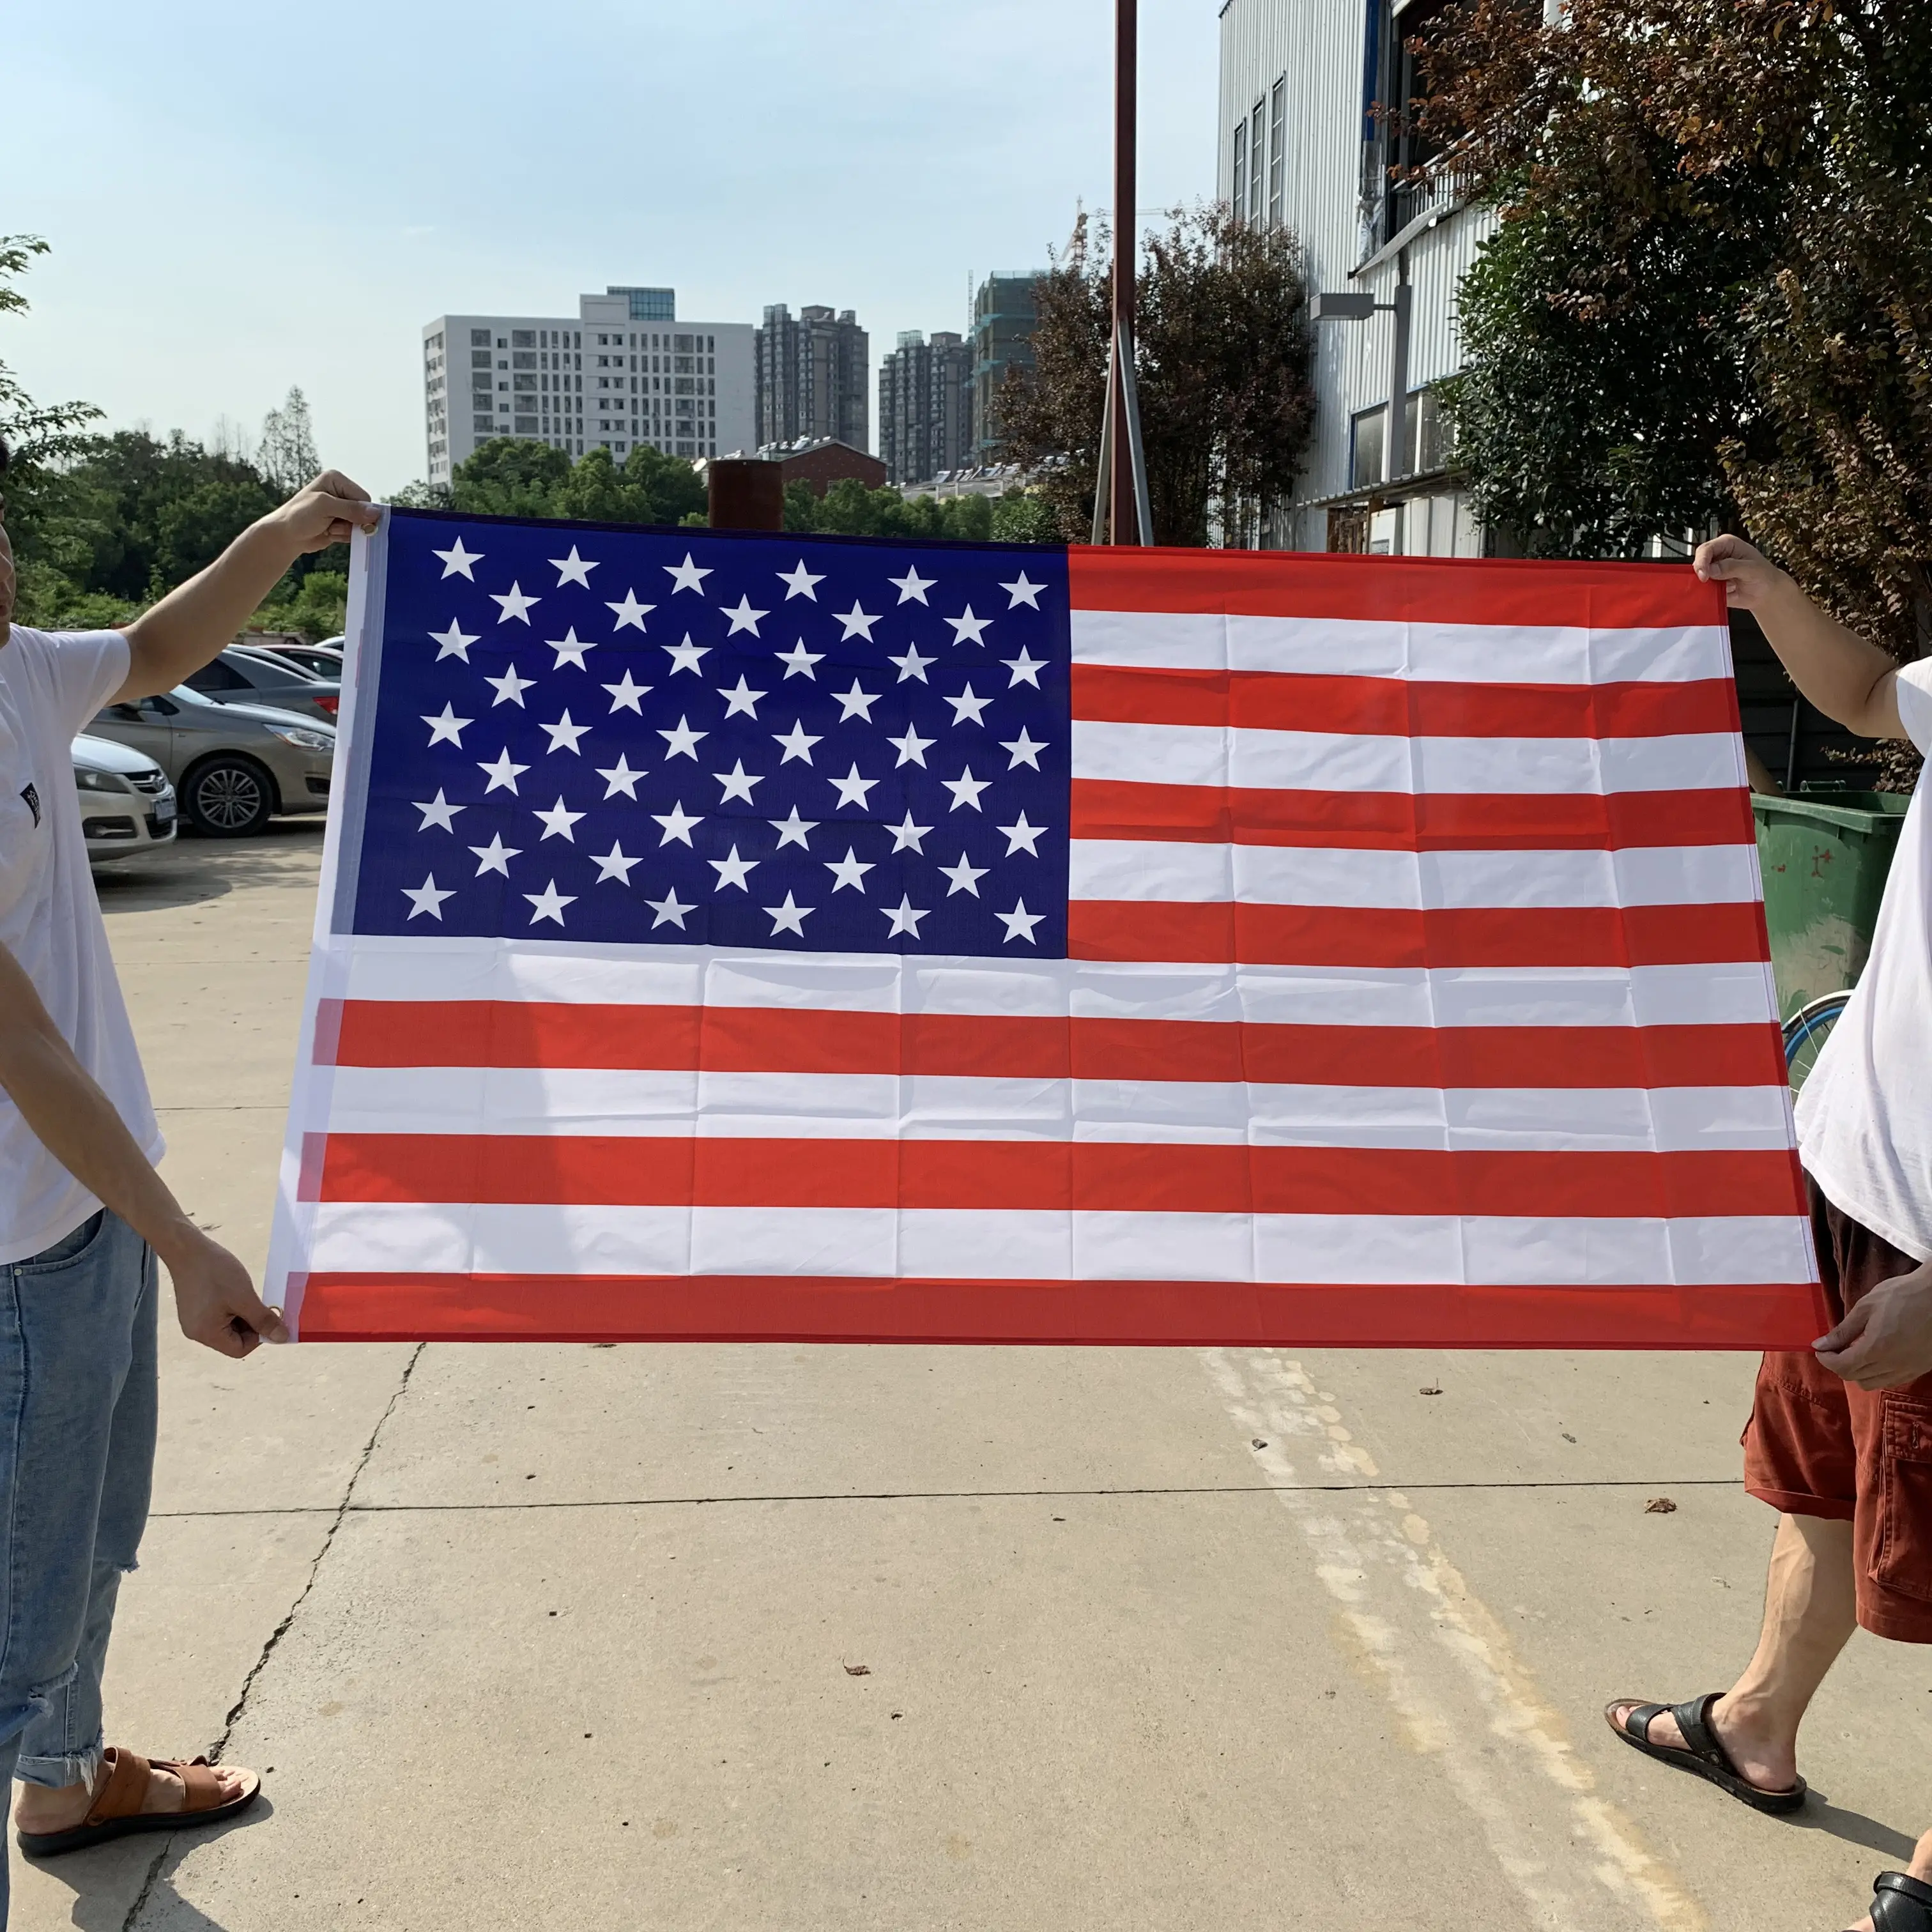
[1604,1694,1798,1794]
[15,1755,253,1834]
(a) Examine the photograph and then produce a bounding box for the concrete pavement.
[13,822,1927,1931]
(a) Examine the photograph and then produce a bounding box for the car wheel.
[183,756,276,836]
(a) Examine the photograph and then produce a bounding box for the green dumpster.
[1752,790,1908,1018]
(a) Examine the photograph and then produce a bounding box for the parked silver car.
[252,640,344,679]
[73,732,177,864]
[87,686,335,837]
[183,645,341,725]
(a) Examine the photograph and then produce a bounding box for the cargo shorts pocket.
[1872,1400,1932,1604]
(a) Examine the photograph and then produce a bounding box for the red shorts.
[1742,1176,1932,1643]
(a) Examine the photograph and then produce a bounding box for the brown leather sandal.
[15,1745,261,1857]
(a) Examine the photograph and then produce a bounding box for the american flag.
[267,507,1823,1347]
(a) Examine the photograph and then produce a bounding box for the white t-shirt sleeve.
[1896,659,1932,758]
[38,629,133,739]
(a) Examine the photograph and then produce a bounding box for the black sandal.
[1603,1691,1805,1814]
[1862,1870,1932,1931]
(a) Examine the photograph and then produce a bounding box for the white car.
[73,732,178,864]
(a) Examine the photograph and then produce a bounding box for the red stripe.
[326,999,1787,1091]
[308,1135,1800,1218]
[291,1271,1828,1349]
[1069,779,1756,851]
[1071,666,1740,739]
[1068,547,1727,630]
[1068,900,1770,970]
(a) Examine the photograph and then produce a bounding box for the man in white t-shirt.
[1604,535,1932,1932]
[0,435,376,1917]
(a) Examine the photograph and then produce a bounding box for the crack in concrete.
[118,1343,426,1932]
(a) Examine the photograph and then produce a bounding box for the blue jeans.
[0,1209,157,1922]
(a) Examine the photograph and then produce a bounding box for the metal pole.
[1116,317,1154,549]
[1385,249,1412,556]
[1110,0,1140,544]
[1091,332,1116,546]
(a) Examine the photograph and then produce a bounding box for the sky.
[8,1,1221,497]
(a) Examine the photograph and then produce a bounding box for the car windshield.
[169,685,218,707]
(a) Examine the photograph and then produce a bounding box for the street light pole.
[1110,0,1138,546]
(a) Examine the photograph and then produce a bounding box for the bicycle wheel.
[1783,992,1852,1094]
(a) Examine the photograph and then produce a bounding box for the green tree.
[449,438,705,528]
[257,385,320,495]
[995,204,1315,546]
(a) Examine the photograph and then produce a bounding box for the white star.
[769,806,817,850]
[709,845,758,891]
[659,716,707,760]
[548,627,597,670]
[721,595,768,636]
[829,763,878,811]
[887,565,935,605]
[999,898,1045,944]
[998,812,1045,856]
[470,833,519,877]
[422,703,471,746]
[1003,647,1046,689]
[773,720,821,764]
[824,847,875,893]
[540,710,590,755]
[833,679,880,722]
[432,536,482,579]
[882,894,929,939]
[429,619,478,662]
[591,841,640,885]
[1001,728,1047,770]
[942,765,990,812]
[713,760,763,804]
[718,675,766,718]
[602,671,652,714]
[647,887,694,930]
[946,605,992,646]
[486,664,534,707]
[888,643,933,684]
[525,880,576,926]
[664,552,711,595]
[946,684,992,727]
[836,601,879,641]
[940,853,989,897]
[478,749,528,793]
[491,581,540,624]
[551,546,598,587]
[887,724,933,768]
[663,634,709,675]
[413,789,464,832]
[1000,571,1045,610]
[605,589,656,632]
[402,873,454,919]
[763,891,813,937]
[776,640,823,679]
[534,797,585,842]
[778,560,824,601]
[886,811,931,853]
[652,802,702,847]
[597,755,647,800]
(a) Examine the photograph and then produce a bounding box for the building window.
[1248,99,1266,222]
[1268,77,1287,226]
[1350,408,1386,490]
[512,329,535,348]
[1231,117,1247,221]
[470,328,490,347]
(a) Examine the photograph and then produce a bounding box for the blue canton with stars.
[348,509,1071,954]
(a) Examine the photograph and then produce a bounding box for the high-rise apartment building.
[969,270,1047,463]
[420,287,755,484]
[877,330,974,486]
[755,304,869,453]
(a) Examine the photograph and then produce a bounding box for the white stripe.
[1068,840,1759,910]
[321,937,1784,1030]
[303,1202,1813,1286]
[1070,611,1733,685]
[1071,719,1738,795]
[311,1067,1796,1153]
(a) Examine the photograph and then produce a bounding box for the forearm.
[116,521,302,702]
[1752,572,1902,740]
[0,1011,199,1269]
